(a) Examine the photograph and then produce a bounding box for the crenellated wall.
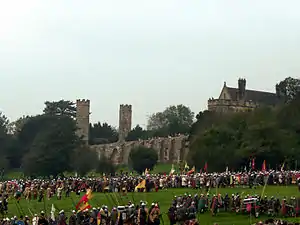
[76,100,189,165]
[90,135,188,165]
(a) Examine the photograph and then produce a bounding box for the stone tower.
[119,104,132,141]
[76,99,90,143]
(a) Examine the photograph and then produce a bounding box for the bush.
[129,146,158,174]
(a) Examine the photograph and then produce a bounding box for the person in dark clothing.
[68,210,77,225]
[38,211,49,225]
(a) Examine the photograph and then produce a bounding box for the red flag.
[187,166,195,175]
[204,162,208,172]
[252,158,255,169]
[262,160,266,172]
[76,189,92,211]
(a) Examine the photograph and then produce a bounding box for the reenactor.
[117,206,126,225]
[127,204,135,225]
[68,210,77,225]
[138,202,148,225]
[210,195,218,216]
[147,203,155,225]
[24,216,30,225]
[193,194,199,211]
[38,188,44,202]
[110,207,118,225]
[167,204,176,225]
[37,211,48,225]
[198,194,206,213]
[224,194,230,211]
[281,198,287,217]
[149,203,160,225]
[187,202,197,219]
[58,210,67,225]
[46,187,51,200]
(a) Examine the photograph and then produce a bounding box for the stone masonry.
[118,104,132,142]
[76,100,189,165]
[76,99,90,143]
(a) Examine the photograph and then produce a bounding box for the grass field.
[8,186,300,225]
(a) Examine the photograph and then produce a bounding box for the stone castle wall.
[207,98,259,113]
[90,134,189,165]
[75,99,189,165]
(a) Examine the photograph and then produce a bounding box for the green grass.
[8,186,300,225]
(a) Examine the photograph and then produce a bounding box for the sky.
[1,0,300,128]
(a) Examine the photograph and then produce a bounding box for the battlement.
[120,104,132,110]
[208,98,259,108]
[76,99,90,105]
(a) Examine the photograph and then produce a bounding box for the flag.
[169,164,175,175]
[262,160,266,172]
[97,211,101,225]
[281,162,285,171]
[76,189,92,212]
[184,162,189,170]
[187,166,195,175]
[51,204,56,221]
[226,166,229,173]
[204,162,208,172]
[134,179,146,192]
[252,158,255,169]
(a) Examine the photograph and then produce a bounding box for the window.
[223,93,226,99]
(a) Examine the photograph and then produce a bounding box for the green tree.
[0,112,9,134]
[43,100,76,118]
[126,125,150,141]
[0,112,11,170]
[147,105,194,136]
[70,146,98,176]
[188,95,300,171]
[129,146,158,174]
[276,77,300,103]
[89,122,118,144]
[22,115,80,177]
[7,116,31,135]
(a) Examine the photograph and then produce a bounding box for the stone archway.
[110,147,120,164]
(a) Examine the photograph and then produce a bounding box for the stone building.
[208,78,279,112]
[75,100,189,164]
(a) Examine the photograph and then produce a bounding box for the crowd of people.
[2,170,300,197]
[254,219,299,225]
[0,170,298,224]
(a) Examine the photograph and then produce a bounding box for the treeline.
[0,101,115,177]
[89,104,194,144]
[0,101,194,176]
[188,77,300,172]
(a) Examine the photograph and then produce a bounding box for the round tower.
[76,99,90,143]
[119,104,132,141]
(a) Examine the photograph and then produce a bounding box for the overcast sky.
[1,0,299,128]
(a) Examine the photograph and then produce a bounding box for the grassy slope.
[9,186,300,225]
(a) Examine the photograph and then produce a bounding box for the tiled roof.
[226,87,279,105]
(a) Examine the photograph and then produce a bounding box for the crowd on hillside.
[254,220,299,225]
[0,170,298,225]
[1,170,300,197]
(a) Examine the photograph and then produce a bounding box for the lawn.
[8,185,300,225]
